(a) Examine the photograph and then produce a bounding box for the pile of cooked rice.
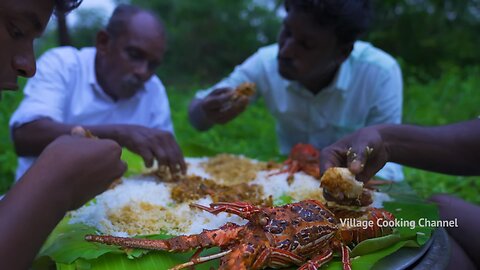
[69,155,391,237]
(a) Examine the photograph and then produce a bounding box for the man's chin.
[278,66,297,81]
[118,86,142,100]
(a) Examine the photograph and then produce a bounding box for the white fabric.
[10,47,174,180]
[196,41,404,181]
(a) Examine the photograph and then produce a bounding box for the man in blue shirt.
[188,0,403,181]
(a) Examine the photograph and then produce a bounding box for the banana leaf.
[34,144,440,270]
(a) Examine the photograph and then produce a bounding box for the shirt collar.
[88,49,110,99]
[334,58,352,92]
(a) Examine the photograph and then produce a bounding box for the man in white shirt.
[188,0,403,181]
[10,4,185,179]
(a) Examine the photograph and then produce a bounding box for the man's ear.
[336,42,354,64]
[95,30,110,54]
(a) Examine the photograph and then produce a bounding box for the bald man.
[10,4,186,177]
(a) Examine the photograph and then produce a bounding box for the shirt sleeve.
[195,49,265,100]
[9,48,72,130]
[148,79,175,135]
[366,62,403,125]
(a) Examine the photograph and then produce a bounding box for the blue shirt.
[196,41,404,181]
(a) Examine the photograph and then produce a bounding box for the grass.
[401,65,480,204]
[1,67,479,205]
[0,88,24,193]
[169,86,280,161]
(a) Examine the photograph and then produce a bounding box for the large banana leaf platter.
[33,143,439,270]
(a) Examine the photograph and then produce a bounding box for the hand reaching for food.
[319,125,389,183]
[200,83,255,125]
[230,82,256,101]
[111,125,186,175]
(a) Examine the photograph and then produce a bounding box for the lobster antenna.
[169,250,232,270]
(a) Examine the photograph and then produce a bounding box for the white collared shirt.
[196,41,404,180]
[10,47,174,179]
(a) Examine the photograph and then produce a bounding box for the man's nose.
[133,61,151,81]
[13,52,36,78]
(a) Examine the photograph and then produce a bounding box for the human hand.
[319,126,390,183]
[32,135,126,210]
[201,87,249,124]
[115,125,186,174]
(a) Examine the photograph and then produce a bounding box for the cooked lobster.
[86,200,394,270]
[270,144,321,183]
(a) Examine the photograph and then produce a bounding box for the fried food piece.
[146,164,186,182]
[320,167,373,206]
[231,82,256,100]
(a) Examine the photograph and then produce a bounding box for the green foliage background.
[1,0,479,204]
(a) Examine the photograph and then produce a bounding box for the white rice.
[69,157,391,237]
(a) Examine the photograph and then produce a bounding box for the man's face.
[97,13,166,100]
[0,0,53,92]
[277,9,345,83]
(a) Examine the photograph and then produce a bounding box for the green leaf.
[180,142,220,157]
[382,201,438,246]
[273,194,294,205]
[328,240,418,270]
[72,250,219,270]
[351,230,417,257]
[121,149,145,177]
[37,219,220,270]
[37,219,121,264]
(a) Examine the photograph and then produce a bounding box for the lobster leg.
[85,222,242,252]
[286,161,300,183]
[297,248,333,270]
[268,167,289,177]
[340,244,352,270]
[251,247,304,269]
[169,249,232,270]
[191,201,261,220]
[267,159,293,177]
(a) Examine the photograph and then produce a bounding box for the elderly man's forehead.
[129,12,165,35]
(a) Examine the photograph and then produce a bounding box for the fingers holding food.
[231,82,256,101]
[320,167,373,207]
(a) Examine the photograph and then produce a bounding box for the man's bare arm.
[13,118,186,173]
[188,98,215,131]
[380,120,480,175]
[320,119,480,182]
[0,136,126,269]
[188,88,249,132]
